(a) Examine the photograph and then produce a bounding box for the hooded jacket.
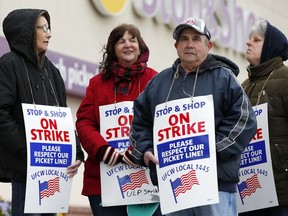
[242,21,288,205]
[0,9,84,182]
[130,54,257,192]
[76,43,157,196]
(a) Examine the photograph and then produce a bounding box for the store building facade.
[0,0,287,214]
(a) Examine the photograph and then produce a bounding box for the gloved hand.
[148,160,158,186]
[97,145,122,166]
[122,150,139,167]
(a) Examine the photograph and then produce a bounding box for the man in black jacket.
[130,17,257,216]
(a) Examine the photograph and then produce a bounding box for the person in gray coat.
[240,20,288,216]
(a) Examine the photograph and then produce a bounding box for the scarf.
[111,61,146,94]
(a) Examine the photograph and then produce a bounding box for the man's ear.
[208,41,213,50]
[174,42,178,48]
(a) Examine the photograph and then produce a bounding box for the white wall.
[0,0,287,208]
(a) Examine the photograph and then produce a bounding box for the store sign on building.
[91,0,129,15]
[92,0,258,53]
[48,53,98,97]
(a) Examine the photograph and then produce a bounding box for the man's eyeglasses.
[37,25,50,33]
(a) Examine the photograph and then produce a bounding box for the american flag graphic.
[170,169,199,201]
[118,170,149,193]
[39,176,60,200]
[238,174,262,200]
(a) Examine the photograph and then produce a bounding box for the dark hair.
[99,24,147,80]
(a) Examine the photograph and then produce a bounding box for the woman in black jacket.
[0,9,84,216]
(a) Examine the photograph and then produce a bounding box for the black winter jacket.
[130,54,257,192]
[0,9,84,182]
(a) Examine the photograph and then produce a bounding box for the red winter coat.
[76,67,157,195]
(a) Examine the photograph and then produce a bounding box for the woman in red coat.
[76,24,162,216]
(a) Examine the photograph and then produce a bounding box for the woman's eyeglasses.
[37,25,50,33]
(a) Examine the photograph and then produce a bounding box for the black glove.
[97,145,122,166]
[148,160,158,186]
[122,150,139,167]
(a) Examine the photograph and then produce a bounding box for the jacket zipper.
[41,73,49,105]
